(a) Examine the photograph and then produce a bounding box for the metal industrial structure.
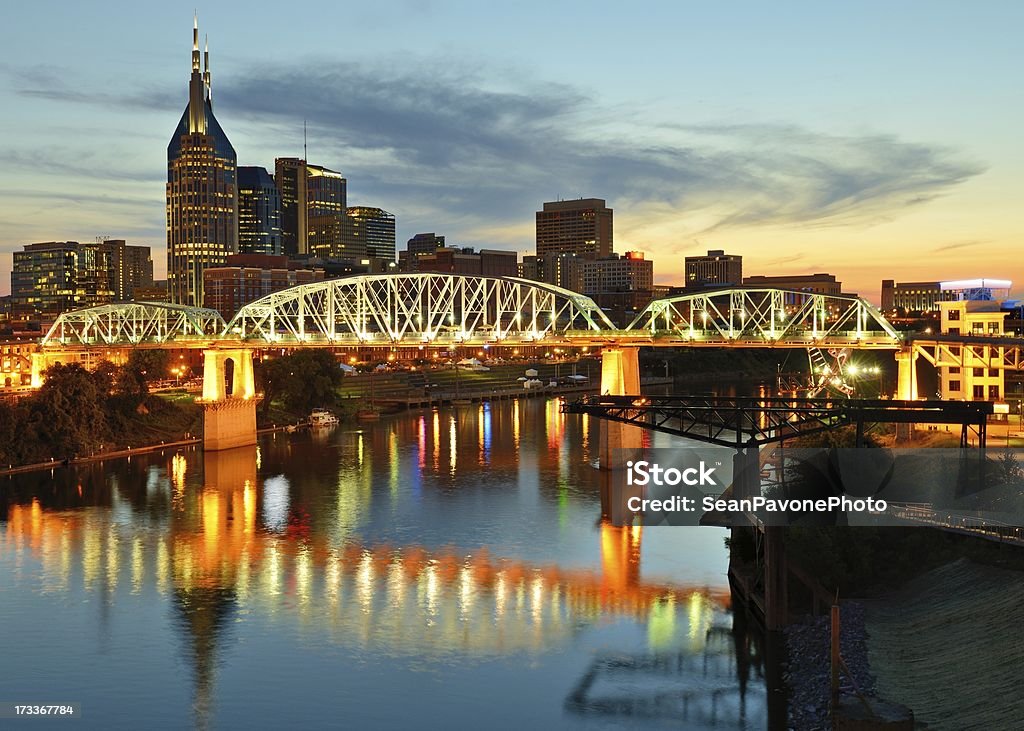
[628,288,900,347]
[565,395,994,448]
[41,302,226,346]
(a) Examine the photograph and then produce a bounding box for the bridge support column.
[599,347,643,471]
[895,348,918,400]
[763,527,788,631]
[200,348,259,452]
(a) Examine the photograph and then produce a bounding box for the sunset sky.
[1,0,1021,302]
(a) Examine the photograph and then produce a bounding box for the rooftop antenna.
[303,119,307,162]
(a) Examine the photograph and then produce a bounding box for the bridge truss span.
[41,302,227,346]
[225,273,615,345]
[627,288,901,348]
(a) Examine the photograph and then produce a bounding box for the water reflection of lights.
[417,416,426,470]
[107,520,120,589]
[448,416,457,474]
[131,537,144,594]
[494,571,508,618]
[356,551,374,612]
[261,476,290,533]
[459,565,474,619]
[296,547,313,607]
[388,430,399,494]
[531,575,544,623]
[388,560,406,609]
[432,410,440,471]
[5,502,732,658]
[171,453,187,508]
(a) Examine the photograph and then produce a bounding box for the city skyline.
[1,1,1021,301]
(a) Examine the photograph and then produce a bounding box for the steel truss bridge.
[564,395,994,448]
[40,274,902,350]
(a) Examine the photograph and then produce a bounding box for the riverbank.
[0,423,298,478]
[865,558,1024,729]
[784,604,877,730]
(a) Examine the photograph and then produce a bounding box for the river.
[1,396,775,729]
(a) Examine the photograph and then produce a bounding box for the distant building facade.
[407,233,446,256]
[881,278,1012,313]
[203,254,324,319]
[308,214,367,260]
[743,273,844,297]
[344,207,396,261]
[938,301,1007,402]
[413,247,518,277]
[570,251,653,294]
[521,252,580,290]
[166,17,238,307]
[536,198,613,260]
[569,252,655,327]
[237,166,282,256]
[684,250,742,289]
[11,239,153,315]
[1,341,37,389]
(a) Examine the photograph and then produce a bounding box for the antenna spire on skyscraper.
[192,12,201,72]
[204,34,211,102]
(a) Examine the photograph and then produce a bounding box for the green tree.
[256,350,343,415]
[31,362,111,459]
[116,349,170,404]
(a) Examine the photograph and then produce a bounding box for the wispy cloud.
[3,57,986,250]
[932,239,987,253]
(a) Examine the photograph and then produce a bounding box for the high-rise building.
[407,233,446,256]
[11,240,153,315]
[344,206,396,260]
[684,250,742,289]
[237,166,282,256]
[399,233,446,271]
[274,158,347,256]
[536,198,613,260]
[307,213,367,260]
[166,16,238,307]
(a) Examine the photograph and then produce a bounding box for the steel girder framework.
[909,335,1024,371]
[225,273,615,344]
[564,395,992,448]
[41,302,227,346]
[627,288,901,347]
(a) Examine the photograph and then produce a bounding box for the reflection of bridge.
[2,443,735,725]
[3,445,730,654]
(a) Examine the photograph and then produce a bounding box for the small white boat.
[309,409,340,427]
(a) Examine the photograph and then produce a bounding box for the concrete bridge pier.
[731,444,788,631]
[895,348,918,400]
[598,347,644,470]
[200,348,259,451]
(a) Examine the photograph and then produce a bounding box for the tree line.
[0,350,185,467]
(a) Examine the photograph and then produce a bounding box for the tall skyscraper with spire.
[166,15,238,307]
